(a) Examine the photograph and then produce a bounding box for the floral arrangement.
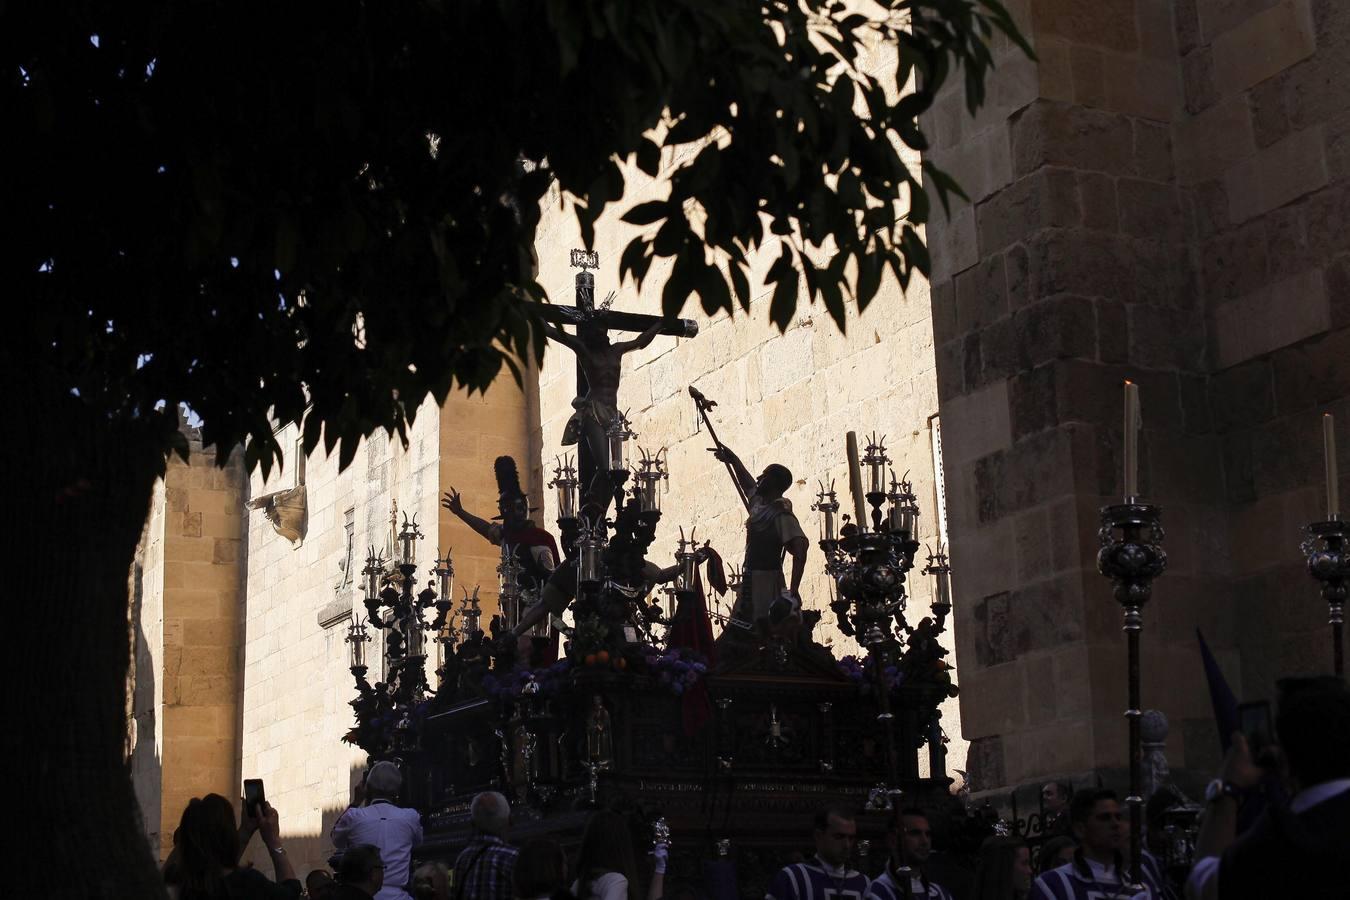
[836,654,904,694]
[481,658,573,701]
[639,646,708,696]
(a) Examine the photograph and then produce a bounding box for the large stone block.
[1036,37,1075,103]
[1263,202,1318,283]
[1269,320,1350,411]
[955,254,1011,332]
[1211,0,1316,95]
[1129,304,1206,371]
[1225,126,1328,224]
[1182,48,1220,116]
[1103,54,1184,122]
[1025,230,1133,305]
[1032,0,1141,53]
[1201,221,1271,305]
[1209,359,1276,429]
[976,168,1080,255]
[1012,101,1136,178]
[1174,96,1256,186]
[974,426,1081,522]
[1211,268,1329,369]
[941,380,1013,466]
[1134,120,1176,182]
[1117,179,1184,241]
[1198,0,1288,42]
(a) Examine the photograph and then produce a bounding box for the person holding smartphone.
[164,793,299,899]
[1186,676,1350,899]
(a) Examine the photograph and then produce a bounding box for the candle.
[846,431,868,532]
[1326,413,1340,519]
[1123,381,1140,500]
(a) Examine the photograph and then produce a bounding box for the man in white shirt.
[332,761,423,900]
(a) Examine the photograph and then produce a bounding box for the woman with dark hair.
[971,836,1032,900]
[513,839,573,900]
[165,793,300,900]
[570,811,666,900]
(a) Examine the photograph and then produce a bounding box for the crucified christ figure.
[541,314,668,517]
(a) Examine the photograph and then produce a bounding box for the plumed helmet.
[494,456,526,503]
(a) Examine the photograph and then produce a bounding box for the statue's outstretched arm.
[541,322,584,354]
[613,318,667,354]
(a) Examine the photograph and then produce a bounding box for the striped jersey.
[865,867,954,900]
[766,856,870,900]
[1029,853,1167,900]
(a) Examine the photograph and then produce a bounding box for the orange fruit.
[596,650,611,664]
[584,653,597,666]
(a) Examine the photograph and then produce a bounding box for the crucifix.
[538,250,698,518]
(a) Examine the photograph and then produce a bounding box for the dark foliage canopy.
[6,0,1027,475]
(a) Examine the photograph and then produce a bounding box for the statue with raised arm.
[541,314,668,516]
[442,456,560,655]
[709,444,810,630]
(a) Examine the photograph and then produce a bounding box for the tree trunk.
[5,382,168,898]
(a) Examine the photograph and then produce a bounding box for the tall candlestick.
[1325,413,1340,519]
[846,431,868,533]
[1123,381,1140,500]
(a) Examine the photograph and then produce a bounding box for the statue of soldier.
[709,445,810,628]
[442,457,560,656]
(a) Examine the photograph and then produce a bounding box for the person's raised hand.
[441,489,464,516]
[708,446,731,464]
[258,801,282,848]
[1222,733,1266,790]
[652,841,669,875]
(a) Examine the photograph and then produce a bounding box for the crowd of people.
[160,676,1348,900]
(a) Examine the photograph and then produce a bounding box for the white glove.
[652,841,669,875]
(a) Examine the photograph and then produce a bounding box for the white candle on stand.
[1325,413,1340,519]
[1123,381,1140,501]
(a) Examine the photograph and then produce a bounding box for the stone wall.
[236,379,533,876]
[129,429,247,861]
[129,475,167,859]
[923,0,1350,794]
[531,143,967,775]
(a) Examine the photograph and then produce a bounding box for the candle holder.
[674,526,699,594]
[457,585,483,641]
[887,470,919,540]
[397,513,423,570]
[606,413,635,476]
[346,617,371,674]
[1301,518,1348,675]
[576,517,605,586]
[862,434,890,531]
[1096,501,1167,890]
[498,551,526,630]
[550,454,579,524]
[923,544,953,623]
[633,446,668,521]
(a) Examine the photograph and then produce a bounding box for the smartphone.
[1238,700,1273,758]
[243,778,266,817]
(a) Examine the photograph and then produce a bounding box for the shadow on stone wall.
[128,559,164,859]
